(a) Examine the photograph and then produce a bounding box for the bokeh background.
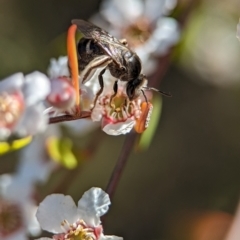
[1,0,240,240]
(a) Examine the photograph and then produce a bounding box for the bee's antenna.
[143,87,172,97]
[141,90,148,103]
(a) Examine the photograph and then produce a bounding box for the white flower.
[92,0,179,74]
[46,56,100,134]
[0,71,51,140]
[0,174,41,240]
[46,56,77,112]
[17,125,59,184]
[36,187,123,240]
[46,55,154,135]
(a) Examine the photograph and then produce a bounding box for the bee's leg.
[93,68,106,107]
[110,80,118,106]
[120,38,128,47]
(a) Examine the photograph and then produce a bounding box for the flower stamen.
[0,92,24,129]
[0,199,23,237]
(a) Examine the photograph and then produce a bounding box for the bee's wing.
[72,19,126,68]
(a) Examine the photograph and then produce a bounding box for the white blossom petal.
[78,187,111,217]
[23,71,50,106]
[18,133,56,183]
[3,230,27,240]
[102,118,135,135]
[3,175,33,203]
[36,194,78,234]
[100,235,123,240]
[0,127,11,140]
[0,174,40,240]
[0,72,24,92]
[101,0,143,25]
[145,0,177,21]
[47,56,69,79]
[145,0,166,21]
[25,204,41,237]
[14,104,48,137]
[35,238,53,240]
[153,17,179,54]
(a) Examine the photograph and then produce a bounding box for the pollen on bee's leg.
[67,23,80,115]
[134,102,153,133]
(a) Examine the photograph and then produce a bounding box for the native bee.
[72,19,171,105]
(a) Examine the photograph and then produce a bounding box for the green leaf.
[0,136,32,155]
[47,136,78,169]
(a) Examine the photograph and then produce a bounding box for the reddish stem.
[106,132,137,199]
[49,111,91,124]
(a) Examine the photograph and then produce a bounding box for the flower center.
[0,199,23,237]
[0,92,24,129]
[123,18,152,47]
[53,220,102,240]
[100,94,142,123]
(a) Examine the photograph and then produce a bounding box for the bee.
[72,19,171,105]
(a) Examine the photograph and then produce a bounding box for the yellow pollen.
[0,92,23,128]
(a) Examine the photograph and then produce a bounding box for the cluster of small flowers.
[0,139,56,239]
[0,0,179,140]
[0,0,180,239]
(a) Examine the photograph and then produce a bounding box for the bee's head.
[126,74,172,101]
[126,74,148,101]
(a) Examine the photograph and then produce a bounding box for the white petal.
[145,0,166,21]
[0,72,24,92]
[35,238,53,240]
[100,0,127,27]
[0,127,11,140]
[25,204,42,237]
[91,104,104,122]
[18,134,56,183]
[100,235,123,240]
[23,71,50,105]
[4,229,27,240]
[47,56,69,79]
[78,188,111,217]
[237,19,240,41]
[36,194,78,234]
[148,17,179,55]
[101,0,143,25]
[102,118,135,135]
[14,104,48,137]
[3,175,33,202]
[145,0,177,21]
[0,174,12,194]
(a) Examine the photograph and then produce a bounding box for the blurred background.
[1,0,240,240]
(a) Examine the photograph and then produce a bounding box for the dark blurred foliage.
[1,1,240,240]
[0,0,101,76]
